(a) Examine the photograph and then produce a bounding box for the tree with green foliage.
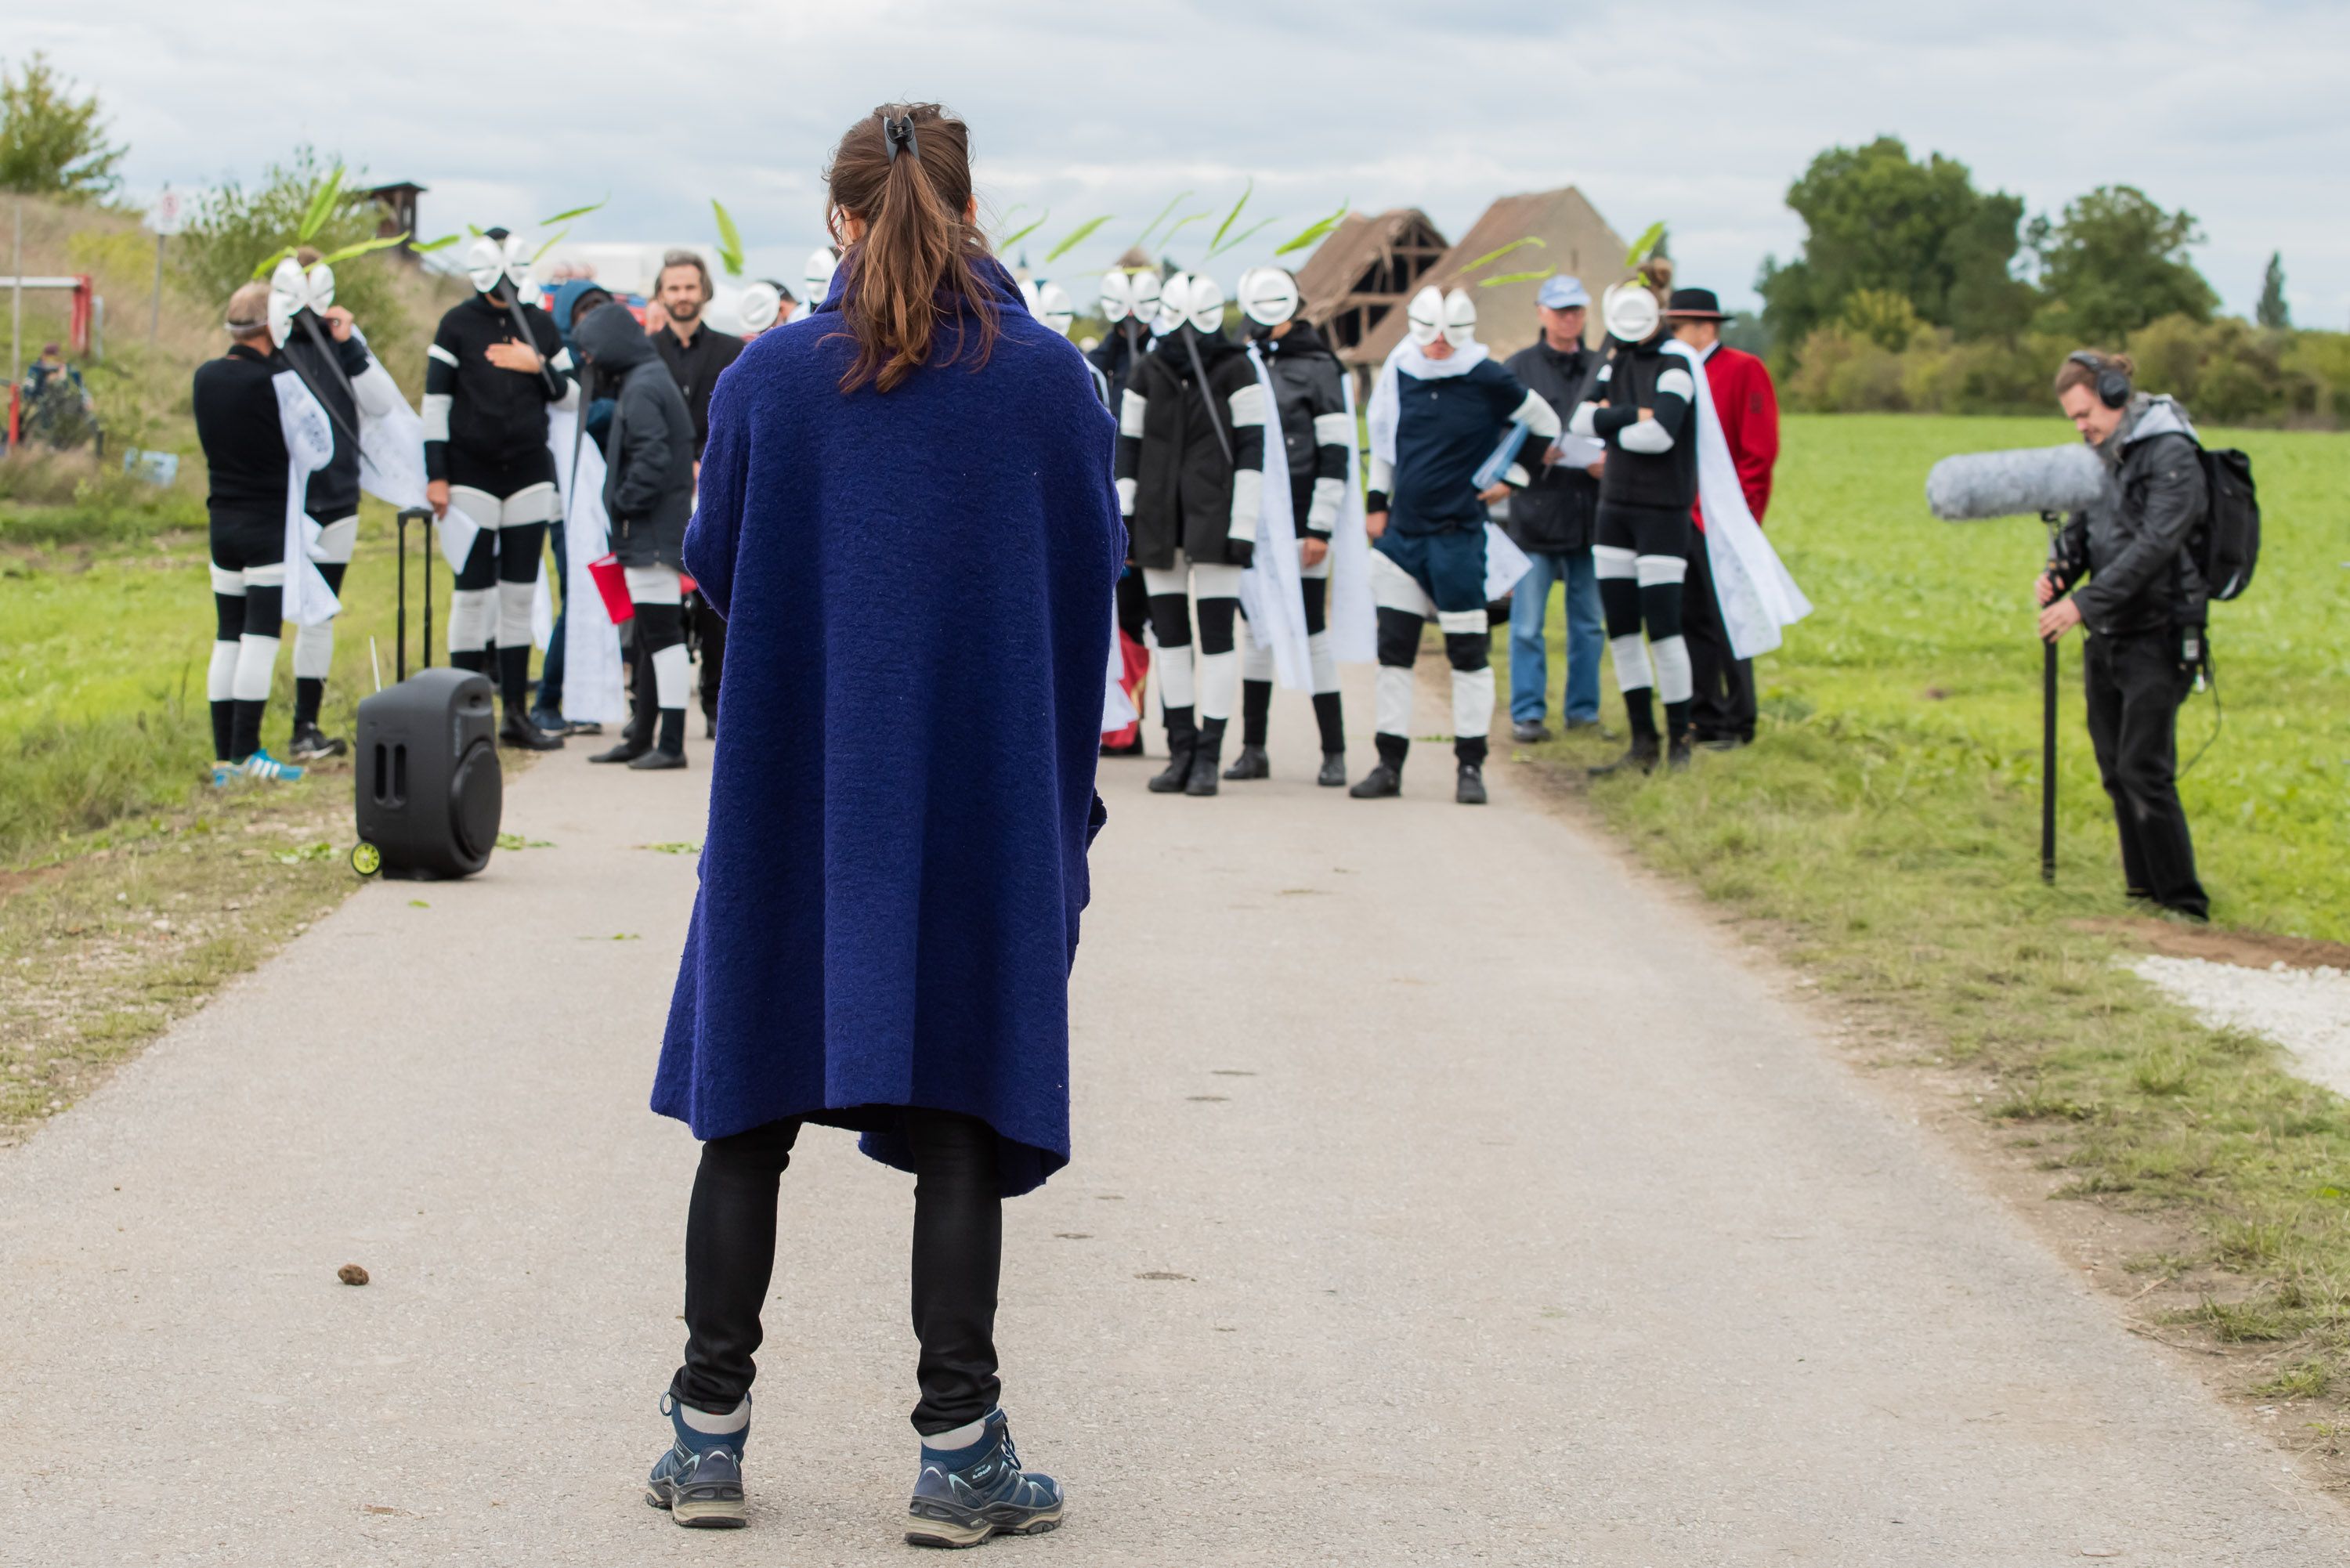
[0,52,126,202]
[2256,251,2290,330]
[2026,185,2215,344]
[174,146,407,345]
[1756,137,2033,348]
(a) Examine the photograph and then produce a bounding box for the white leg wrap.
[624,563,682,602]
[1189,562,1246,601]
[1375,663,1414,739]
[292,619,335,680]
[1452,665,1495,743]
[233,634,280,703]
[1609,633,1654,695]
[1650,634,1694,704]
[1593,544,1637,581]
[1196,649,1238,722]
[652,641,691,709]
[1156,642,1195,710]
[208,641,239,703]
[449,588,497,652]
[1307,630,1340,696]
[1635,553,1688,586]
[1241,637,1274,684]
[209,564,247,597]
[1369,550,1436,616]
[497,576,539,646]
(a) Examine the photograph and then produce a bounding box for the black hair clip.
[881,114,919,163]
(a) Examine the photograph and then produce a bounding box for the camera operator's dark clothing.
[2084,631,2207,918]
[652,320,743,459]
[2054,396,2208,638]
[1502,339,1600,553]
[2054,393,2211,918]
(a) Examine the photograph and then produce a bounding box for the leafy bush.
[172,146,407,349]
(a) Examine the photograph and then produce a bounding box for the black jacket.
[578,304,696,571]
[1502,339,1602,552]
[1087,323,1152,410]
[1115,326,1263,572]
[278,321,375,522]
[2055,396,2209,638]
[422,291,575,487]
[1574,337,1696,514]
[1256,322,1351,541]
[651,320,743,458]
[192,343,289,518]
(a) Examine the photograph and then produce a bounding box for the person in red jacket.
[1666,288,1779,747]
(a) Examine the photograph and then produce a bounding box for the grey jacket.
[2055,395,2207,637]
[577,304,696,570]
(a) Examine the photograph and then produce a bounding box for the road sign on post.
[144,187,186,348]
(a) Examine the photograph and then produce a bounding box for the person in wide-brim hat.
[1661,287,1730,322]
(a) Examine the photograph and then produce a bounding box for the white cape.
[1235,345,1314,688]
[548,408,629,725]
[270,371,339,627]
[1326,374,1378,663]
[1665,339,1810,659]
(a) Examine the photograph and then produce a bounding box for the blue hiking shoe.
[645,1393,749,1529]
[906,1410,1063,1549]
[209,764,240,789]
[240,750,303,782]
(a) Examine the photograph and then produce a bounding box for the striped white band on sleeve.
[1311,411,1354,446]
[421,393,453,441]
[551,348,575,374]
[1119,389,1148,439]
[1656,367,1695,401]
[1619,418,1674,453]
[426,344,459,367]
[1226,382,1265,428]
[1115,476,1137,515]
[1512,387,1563,438]
[1307,477,1345,532]
[1228,468,1263,539]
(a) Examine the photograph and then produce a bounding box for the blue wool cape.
[654,259,1122,1196]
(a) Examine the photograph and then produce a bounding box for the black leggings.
[671,1110,1003,1436]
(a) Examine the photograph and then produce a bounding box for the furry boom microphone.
[1925,443,2106,521]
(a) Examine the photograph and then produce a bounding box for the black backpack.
[2192,446,2259,602]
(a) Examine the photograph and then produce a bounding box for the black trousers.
[671,1110,1003,1436]
[1680,533,1755,742]
[2082,630,2208,918]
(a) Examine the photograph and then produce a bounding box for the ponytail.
[823,103,999,394]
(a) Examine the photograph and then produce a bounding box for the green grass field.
[1510,411,2350,1416]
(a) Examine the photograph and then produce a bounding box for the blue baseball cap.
[1536,275,1590,310]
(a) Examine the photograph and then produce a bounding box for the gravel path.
[2134,954,2350,1097]
[3,674,2346,1565]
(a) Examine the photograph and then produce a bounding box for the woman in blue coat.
[642,103,1121,1548]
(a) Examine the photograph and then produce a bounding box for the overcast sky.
[21,1,2350,327]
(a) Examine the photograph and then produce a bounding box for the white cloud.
[16,0,2348,325]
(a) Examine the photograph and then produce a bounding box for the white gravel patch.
[2132,956,2350,1098]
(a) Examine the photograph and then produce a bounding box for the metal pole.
[150,233,164,347]
[2041,638,2058,883]
[11,204,22,407]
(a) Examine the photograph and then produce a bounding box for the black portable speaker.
[350,509,503,880]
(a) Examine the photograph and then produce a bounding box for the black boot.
[1317,750,1347,787]
[591,658,654,764]
[630,710,688,771]
[1456,761,1488,804]
[1186,720,1225,797]
[1589,734,1661,778]
[1350,734,1408,799]
[1223,744,1269,781]
[500,705,564,751]
[1148,709,1198,793]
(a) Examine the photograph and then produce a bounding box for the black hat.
[1662,288,1728,320]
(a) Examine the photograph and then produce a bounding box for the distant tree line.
[1753,137,2344,427]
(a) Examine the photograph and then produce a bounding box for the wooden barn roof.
[1352,186,1632,367]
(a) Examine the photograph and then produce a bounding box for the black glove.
[1226,537,1254,571]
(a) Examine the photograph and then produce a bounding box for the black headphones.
[2068,350,2132,410]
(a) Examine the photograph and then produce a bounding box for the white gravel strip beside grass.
[2134,956,2350,1100]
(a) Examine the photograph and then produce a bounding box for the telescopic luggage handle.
[395,506,436,683]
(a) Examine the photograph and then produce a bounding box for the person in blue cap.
[1501,275,1610,742]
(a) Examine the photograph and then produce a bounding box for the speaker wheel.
[349,842,382,878]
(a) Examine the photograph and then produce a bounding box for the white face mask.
[804,246,839,305]
[1440,287,1476,347]
[737,281,783,333]
[1154,273,1190,336]
[1183,274,1226,334]
[1602,282,1660,344]
[1238,266,1300,328]
[267,258,338,345]
[1405,284,1444,347]
[1038,281,1076,338]
[466,233,531,296]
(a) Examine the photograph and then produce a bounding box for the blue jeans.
[1508,549,1603,724]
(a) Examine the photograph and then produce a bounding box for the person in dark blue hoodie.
[642,103,1119,1548]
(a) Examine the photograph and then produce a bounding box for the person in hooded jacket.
[575,300,697,770]
[1225,266,1352,786]
[530,277,624,737]
[2037,350,2211,920]
[1115,272,1262,793]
